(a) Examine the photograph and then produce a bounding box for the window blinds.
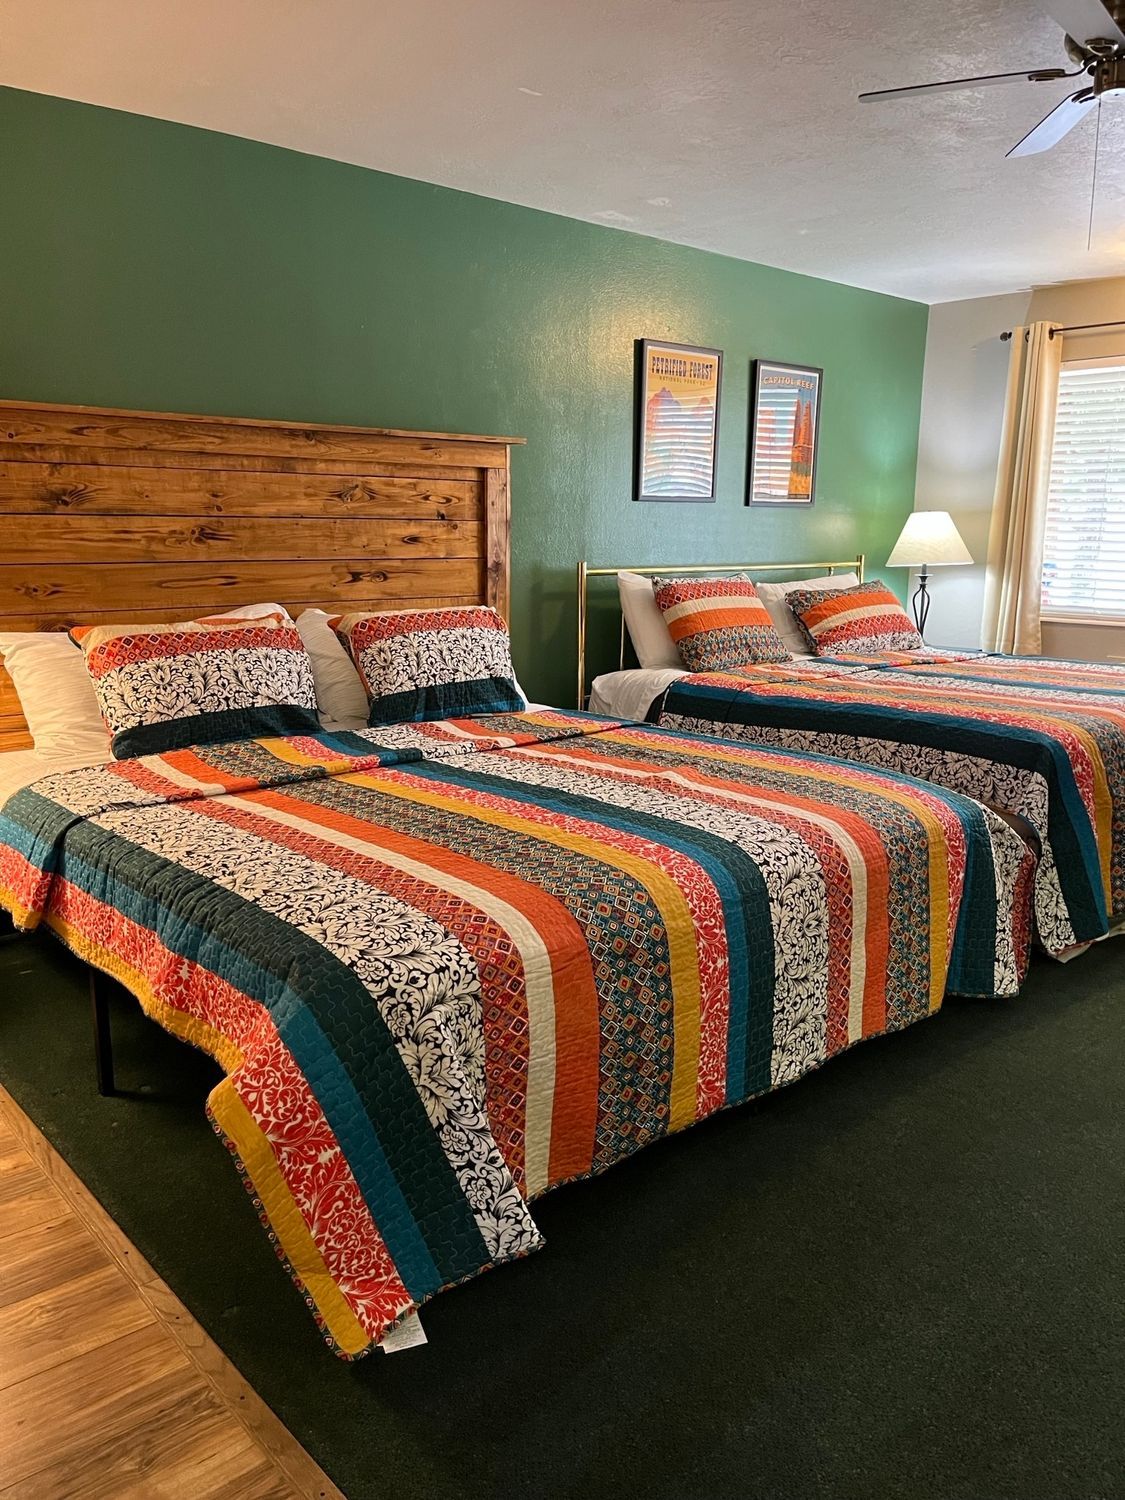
[1042,361,1125,619]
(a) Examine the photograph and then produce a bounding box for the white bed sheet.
[0,750,45,805]
[0,709,551,808]
[0,748,116,806]
[589,668,687,721]
[321,716,367,735]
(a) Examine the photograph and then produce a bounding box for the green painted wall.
[0,86,928,706]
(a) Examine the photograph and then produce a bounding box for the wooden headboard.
[0,399,521,749]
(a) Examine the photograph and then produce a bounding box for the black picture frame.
[634,338,722,503]
[746,359,822,507]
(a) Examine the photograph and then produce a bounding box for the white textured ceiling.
[3,0,1125,303]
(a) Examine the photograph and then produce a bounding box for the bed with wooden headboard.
[0,399,1045,1365]
[0,399,520,749]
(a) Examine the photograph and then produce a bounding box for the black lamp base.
[911,566,931,638]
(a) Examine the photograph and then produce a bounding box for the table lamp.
[886,510,973,636]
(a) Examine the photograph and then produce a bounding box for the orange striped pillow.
[651,576,791,671]
[786,579,923,655]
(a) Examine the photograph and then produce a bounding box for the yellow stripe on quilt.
[845,692,1114,905]
[221,790,560,1198]
[0,885,37,930]
[257,737,358,774]
[209,1082,372,1357]
[516,743,872,1043]
[45,917,245,1072]
[605,730,951,1012]
[343,772,704,1132]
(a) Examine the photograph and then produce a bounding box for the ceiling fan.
[859,0,1125,157]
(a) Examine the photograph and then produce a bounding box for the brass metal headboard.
[576,556,866,707]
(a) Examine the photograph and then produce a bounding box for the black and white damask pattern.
[983,806,1034,992]
[437,746,833,1086]
[357,626,518,698]
[94,800,542,1262]
[661,714,1074,953]
[93,646,318,736]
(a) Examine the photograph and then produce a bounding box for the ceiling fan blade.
[1007,88,1098,155]
[859,66,1069,103]
[1039,0,1125,50]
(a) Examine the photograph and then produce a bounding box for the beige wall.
[912,276,1125,661]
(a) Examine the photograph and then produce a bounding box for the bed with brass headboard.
[576,556,866,710]
[577,554,1125,961]
[0,399,518,748]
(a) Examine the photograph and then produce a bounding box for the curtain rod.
[1000,319,1125,342]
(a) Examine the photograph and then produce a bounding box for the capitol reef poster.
[747,359,821,506]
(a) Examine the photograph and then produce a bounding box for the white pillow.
[0,602,293,761]
[0,633,111,761]
[755,573,860,657]
[296,609,371,725]
[618,572,681,669]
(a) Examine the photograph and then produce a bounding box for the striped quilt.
[0,711,1034,1357]
[659,652,1125,955]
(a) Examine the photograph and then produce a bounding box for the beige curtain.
[981,321,1063,654]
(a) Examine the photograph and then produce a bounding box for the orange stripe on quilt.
[537,735,891,1045]
[42,897,399,1356]
[341,770,706,1135]
[228,784,603,1193]
[607,728,952,1014]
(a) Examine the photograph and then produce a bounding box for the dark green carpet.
[1,930,1122,1500]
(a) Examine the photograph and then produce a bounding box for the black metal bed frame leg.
[89,969,116,1097]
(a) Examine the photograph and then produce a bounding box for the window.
[1041,358,1125,621]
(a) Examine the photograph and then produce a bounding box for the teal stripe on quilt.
[367,676,524,728]
[939,796,999,997]
[113,704,321,759]
[55,829,486,1296]
[663,682,1107,941]
[398,757,772,1101]
[0,789,85,876]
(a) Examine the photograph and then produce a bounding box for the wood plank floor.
[0,1083,343,1500]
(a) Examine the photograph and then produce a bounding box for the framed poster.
[747,360,822,506]
[635,339,722,502]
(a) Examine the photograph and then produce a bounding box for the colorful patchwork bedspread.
[0,711,1034,1357]
[659,652,1125,955]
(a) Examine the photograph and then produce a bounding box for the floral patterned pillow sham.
[70,612,320,758]
[785,579,923,655]
[330,606,524,726]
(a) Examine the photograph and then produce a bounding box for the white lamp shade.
[887,510,973,568]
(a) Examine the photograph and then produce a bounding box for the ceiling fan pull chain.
[1087,98,1102,250]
